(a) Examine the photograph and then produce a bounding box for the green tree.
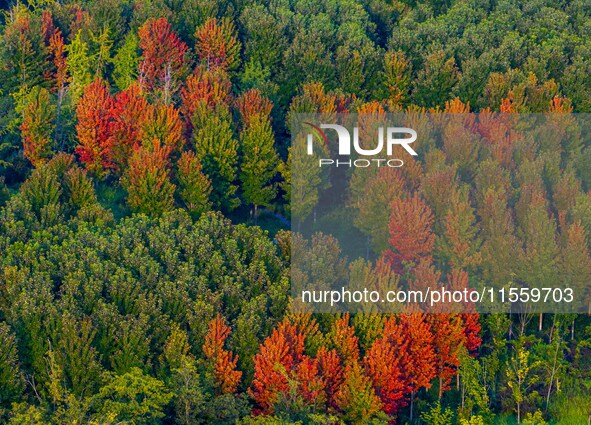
[506,344,542,424]
[240,114,279,219]
[176,151,212,219]
[67,31,93,103]
[412,51,459,108]
[112,32,140,91]
[0,322,22,408]
[191,107,239,211]
[92,368,173,424]
[122,141,175,217]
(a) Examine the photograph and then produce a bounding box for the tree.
[430,314,466,400]
[436,191,482,272]
[92,367,173,424]
[112,32,140,91]
[398,313,437,419]
[75,78,116,179]
[334,361,383,424]
[195,18,241,72]
[376,50,411,107]
[176,151,211,219]
[353,167,406,254]
[249,321,317,415]
[203,315,242,395]
[560,221,591,313]
[385,194,436,273]
[67,30,92,103]
[180,66,232,132]
[315,346,343,410]
[330,314,360,365]
[506,344,542,424]
[192,106,239,211]
[412,50,459,108]
[138,17,189,103]
[20,87,55,166]
[122,140,175,216]
[2,5,48,97]
[140,103,184,154]
[363,323,407,415]
[0,322,22,408]
[237,90,279,218]
[110,83,149,169]
[420,402,454,425]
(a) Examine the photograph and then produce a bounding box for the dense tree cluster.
[0,0,591,424]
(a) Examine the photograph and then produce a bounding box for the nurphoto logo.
[304,122,418,168]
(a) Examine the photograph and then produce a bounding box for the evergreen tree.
[20,87,55,166]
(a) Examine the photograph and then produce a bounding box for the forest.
[1,0,591,424]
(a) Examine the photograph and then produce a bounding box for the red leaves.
[249,321,310,414]
[195,18,241,71]
[236,89,273,127]
[138,18,188,101]
[250,312,481,418]
[203,315,242,395]
[75,78,116,178]
[385,194,435,272]
[363,313,436,414]
[111,83,149,158]
[429,314,466,399]
[181,66,232,120]
[363,331,406,414]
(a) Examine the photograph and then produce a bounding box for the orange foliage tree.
[75,78,116,178]
[249,321,323,415]
[138,17,188,103]
[385,193,436,272]
[195,18,241,71]
[202,315,242,395]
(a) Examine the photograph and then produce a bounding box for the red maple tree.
[75,78,116,178]
[195,18,241,71]
[385,193,436,272]
[138,17,188,102]
[203,315,242,395]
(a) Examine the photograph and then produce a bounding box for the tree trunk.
[539,312,543,332]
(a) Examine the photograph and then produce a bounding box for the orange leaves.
[195,18,241,72]
[181,66,232,122]
[111,83,149,155]
[203,315,242,395]
[363,329,406,414]
[385,194,436,272]
[75,78,116,178]
[363,314,436,414]
[138,18,188,102]
[316,346,343,409]
[236,89,273,126]
[249,312,481,418]
[141,103,184,153]
[331,314,360,364]
[429,314,466,399]
[249,321,309,414]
